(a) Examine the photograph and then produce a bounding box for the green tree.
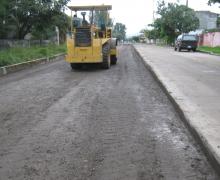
[142,27,160,40]
[149,1,199,43]
[208,0,220,28]
[32,12,70,43]
[0,0,70,39]
[93,10,113,27]
[0,0,11,38]
[131,36,140,42]
[52,13,71,43]
[92,11,126,41]
[112,23,126,41]
[208,0,220,4]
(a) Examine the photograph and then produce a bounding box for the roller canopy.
[68,5,112,11]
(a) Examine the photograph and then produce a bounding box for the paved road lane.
[0,45,218,179]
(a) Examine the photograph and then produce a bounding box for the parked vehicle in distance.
[174,34,198,52]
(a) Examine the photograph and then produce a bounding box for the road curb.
[132,45,220,176]
[197,50,220,57]
[0,53,65,77]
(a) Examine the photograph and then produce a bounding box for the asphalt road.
[0,45,218,180]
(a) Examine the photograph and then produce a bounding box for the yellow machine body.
[65,5,117,69]
[66,38,111,63]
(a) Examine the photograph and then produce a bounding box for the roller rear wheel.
[102,43,111,69]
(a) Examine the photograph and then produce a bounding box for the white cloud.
[67,0,220,36]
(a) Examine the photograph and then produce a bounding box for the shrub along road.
[0,45,218,179]
[0,44,66,67]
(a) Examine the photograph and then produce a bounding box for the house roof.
[196,11,220,16]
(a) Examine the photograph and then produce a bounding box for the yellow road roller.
[65,5,118,69]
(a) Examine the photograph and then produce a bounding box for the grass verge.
[198,46,220,55]
[0,44,66,67]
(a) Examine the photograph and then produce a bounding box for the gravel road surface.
[0,45,218,180]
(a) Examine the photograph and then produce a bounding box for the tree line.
[140,0,219,44]
[208,0,220,4]
[0,0,71,42]
[0,1,127,42]
[92,10,126,41]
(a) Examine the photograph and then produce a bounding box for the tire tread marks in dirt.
[0,45,218,180]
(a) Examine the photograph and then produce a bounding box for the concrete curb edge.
[0,53,65,77]
[132,45,220,176]
[197,50,220,57]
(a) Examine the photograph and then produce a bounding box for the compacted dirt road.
[0,45,219,180]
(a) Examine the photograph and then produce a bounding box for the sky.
[67,0,220,36]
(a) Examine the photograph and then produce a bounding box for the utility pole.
[186,0,188,7]
[55,26,60,45]
[153,0,155,21]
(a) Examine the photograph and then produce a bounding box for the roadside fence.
[198,32,220,47]
[0,39,56,50]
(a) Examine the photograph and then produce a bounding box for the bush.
[198,46,220,55]
[0,44,66,67]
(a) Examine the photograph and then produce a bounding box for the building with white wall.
[196,11,219,30]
